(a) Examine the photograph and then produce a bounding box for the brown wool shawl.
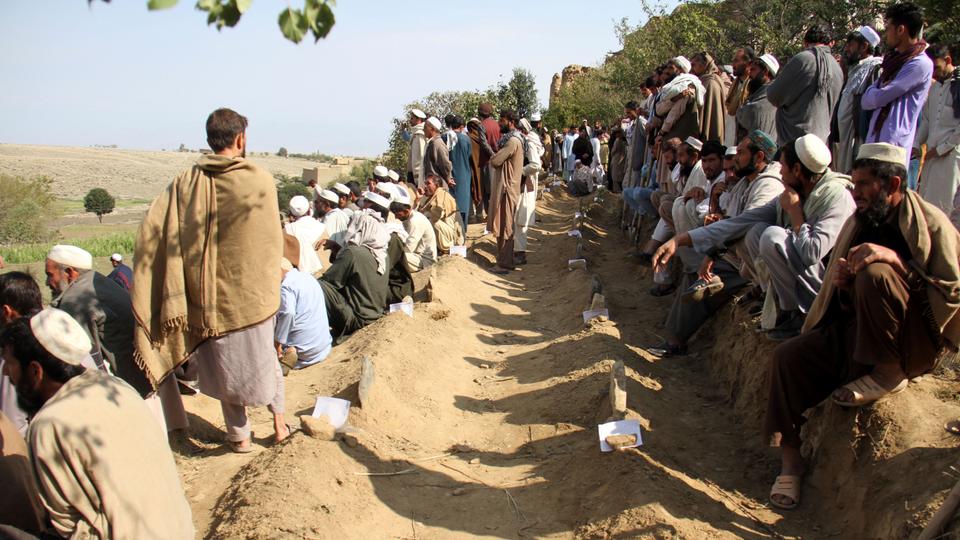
[132,154,282,388]
[803,190,960,347]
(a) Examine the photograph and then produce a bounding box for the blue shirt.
[275,269,332,367]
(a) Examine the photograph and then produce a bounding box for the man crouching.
[764,143,960,510]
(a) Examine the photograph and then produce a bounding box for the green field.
[0,231,135,264]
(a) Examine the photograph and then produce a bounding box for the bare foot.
[273,416,290,444]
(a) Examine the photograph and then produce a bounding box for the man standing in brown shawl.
[725,47,757,144]
[133,108,288,453]
[692,52,730,143]
[764,143,960,510]
[487,109,524,274]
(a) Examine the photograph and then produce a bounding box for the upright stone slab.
[610,360,627,419]
[359,356,375,409]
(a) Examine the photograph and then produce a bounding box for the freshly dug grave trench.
[176,188,960,539]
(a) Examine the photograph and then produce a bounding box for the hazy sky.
[0,1,667,156]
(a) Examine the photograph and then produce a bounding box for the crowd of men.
[601,2,959,511]
[0,96,553,537]
[0,2,958,536]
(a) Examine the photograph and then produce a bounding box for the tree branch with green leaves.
[91,0,336,44]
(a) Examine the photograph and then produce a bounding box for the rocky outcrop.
[549,64,593,107]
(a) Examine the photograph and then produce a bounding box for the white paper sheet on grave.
[389,302,414,317]
[598,419,643,452]
[450,245,467,258]
[567,229,581,238]
[568,258,587,270]
[582,308,608,323]
[312,397,351,430]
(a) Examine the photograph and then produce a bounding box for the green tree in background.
[496,68,540,119]
[276,176,311,208]
[84,188,116,223]
[92,0,336,44]
[0,175,58,244]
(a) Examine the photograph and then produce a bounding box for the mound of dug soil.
[175,187,960,539]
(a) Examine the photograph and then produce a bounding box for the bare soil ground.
[0,144,364,200]
[166,187,960,539]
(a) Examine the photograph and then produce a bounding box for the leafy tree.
[0,175,58,244]
[91,0,336,44]
[276,177,311,208]
[277,147,288,157]
[84,188,116,223]
[496,68,539,119]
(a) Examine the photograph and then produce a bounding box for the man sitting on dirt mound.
[416,174,463,255]
[319,206,389,342]
[645,130,784,357]
[276,257,332,373]
[764,143,960,510]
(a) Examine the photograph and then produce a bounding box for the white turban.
[47,245,92,270]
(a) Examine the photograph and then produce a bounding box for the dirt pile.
[173,187,960,539]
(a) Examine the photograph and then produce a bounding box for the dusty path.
[172,188,823,539]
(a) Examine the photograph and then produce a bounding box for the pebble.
[299,415,336,440]
[451,488,466,496]
[469,458,480,465]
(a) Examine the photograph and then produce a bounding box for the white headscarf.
[343,210,390,275]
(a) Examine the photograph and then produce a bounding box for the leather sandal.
[769,475,801,510]
[831,374,908,408]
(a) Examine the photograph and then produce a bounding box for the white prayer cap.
[410,108,426,120]
[856,143,907,166]
[364,191,391,211]
[683,136,703,152]
[333,182,351,196]
[388,170,400,182]
[318,189,340,205]
[725,146,738,157]
[30,308,92,366]
[426,116,443,131]
[110,253,122,262]
[47,245,92,270]
[857,25,881,48]
[373,165,389,179]
[394,186,412,206]
[377,182,399,201]
[530,112,542,122]
[672,55,691,73]
[518,118,533,132]
[795,134,832,174]
[759,54,780,76]
[289,195,310,217]
[722,64,734,76]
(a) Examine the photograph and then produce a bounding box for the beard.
[680,163,695,177]
[15,376,45,417]
[735,162,758,178]
[855,195,892,229]
[748,74,765,95]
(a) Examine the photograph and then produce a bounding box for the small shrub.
[0,174,57,244]
[83,188,116,223]
[277,147,289,157]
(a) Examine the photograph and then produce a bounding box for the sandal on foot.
[945,419,960,435]
[229,438,254,454]
[832,374,908,408]
[643,342,687,359]
[769,475,801,510]
[681,275,724,303]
